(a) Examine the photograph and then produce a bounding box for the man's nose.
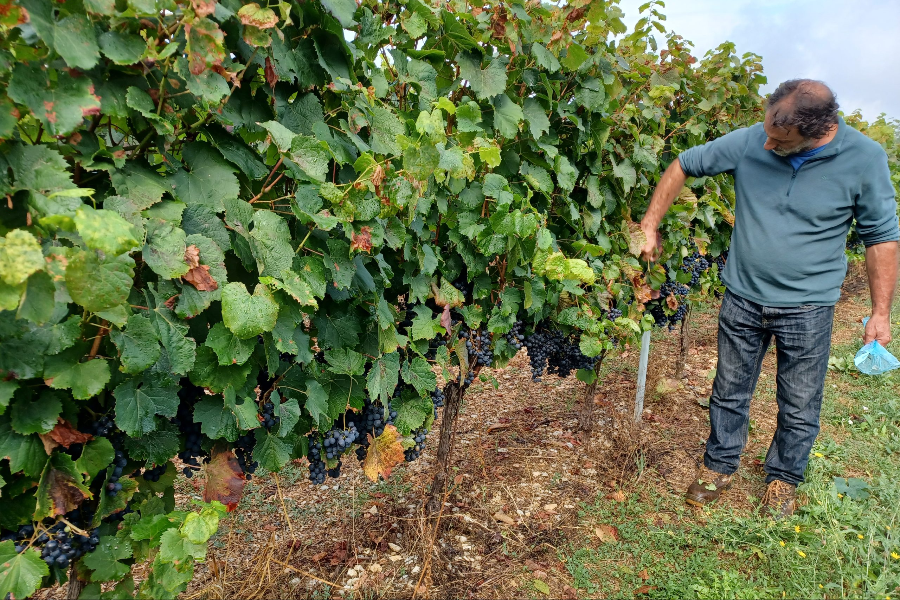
[763,138,777,150]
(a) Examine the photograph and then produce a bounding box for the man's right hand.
[640,221,663,262]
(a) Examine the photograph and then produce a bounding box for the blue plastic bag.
[855,318,900,375]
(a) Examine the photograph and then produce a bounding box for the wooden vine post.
[578,351,607,440]
[426,381,465,515]
[675,305,692,380]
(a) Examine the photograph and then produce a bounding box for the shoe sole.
[685,481,733,507]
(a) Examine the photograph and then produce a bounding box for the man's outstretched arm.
[864,241,899,345]
[640,158,687,260]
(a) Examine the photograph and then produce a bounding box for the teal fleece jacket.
[678,118,899,307]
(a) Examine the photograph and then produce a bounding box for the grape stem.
[58,517,90,538]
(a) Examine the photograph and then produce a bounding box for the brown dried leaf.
[440,303,452,336]
[349,226,373,253]
[202,444,246,511]
[48,419,92,448]
[493,510,517,526]
[594,524,619,543]
[363,425,405,482]
[41,465,90,518]
[183,245,218,291]
[666,295,679,310]
[371,164,385,188]
[634,585,657,595]
[264,56,278,89]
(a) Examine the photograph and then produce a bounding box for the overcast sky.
[617,0,900,122]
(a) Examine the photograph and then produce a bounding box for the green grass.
[560,303,900,599]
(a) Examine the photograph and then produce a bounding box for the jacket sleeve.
[678,127,753,178]
[854,151,899,247]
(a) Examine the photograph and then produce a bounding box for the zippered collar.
[775,117,847,167]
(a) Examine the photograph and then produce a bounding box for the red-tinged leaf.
[183,244,218,291]
[191,0,216,18]
[203,443,246,511]
[47,419,92,448]
[362,425,405,482]
[594,524,619,543]
[441,304,452,336]
[0,3,28,27]
[264,56,278,89]
[185,17,225,75]
[349,226,373,253]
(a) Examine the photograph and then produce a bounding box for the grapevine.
[0,0,777,597]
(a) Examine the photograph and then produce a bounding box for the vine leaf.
[204,323,255,366]
[43,353,111,400]
[202,444,246,512]
[182,245,218,291]
[83,537,132,582]
[366,352,400,404]
[65,250,135,313]
[9,390,63,435]
[252,429,292,472]
[221,282,279,339]
[457,52,508,100]
[0,230,44,286]
[74,437,114,481]
[363,424,405,482]
[110,314,161,375]
[35,453,92,520]
[113,375,180,437]
[0,541,48,600]
[0,418,49,477]
[401,357,437,396]
[91,477,138,527]
[7,64,100,136]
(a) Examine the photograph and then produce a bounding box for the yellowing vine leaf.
[362,425,405,482]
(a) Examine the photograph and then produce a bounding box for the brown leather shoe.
[685,466,734,507]
[760,479,796,519]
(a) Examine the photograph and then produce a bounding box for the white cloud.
[617,0,900,120]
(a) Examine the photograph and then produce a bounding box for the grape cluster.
[1,510,101,571]
[86,414,114,437]
[259,400,280,431]
[404,428,429,462]
[234,431,258,479]
[141,463,167,483]
[431,387,445,409]
[359,396,397,438]
[607,308,623,320]
[38,523,100,569]
[660,281,689,298]
[174,395,207,478]
[307,438,326,484]
[462,328,493,367]
[425,336,448,360]
[523,324,598,381]
[105,447,128,497]
[505,320,525,350]
[714,253,727,272]
[452,275,471,299]
[322,424,359,460]
[681,249,710,287]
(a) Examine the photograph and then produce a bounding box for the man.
[640,79,899,518]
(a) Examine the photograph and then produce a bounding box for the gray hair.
[767,79,840,139]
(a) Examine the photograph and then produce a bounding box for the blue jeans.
[704,291,834,486]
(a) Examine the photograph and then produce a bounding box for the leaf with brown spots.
[350,226,373,253]
[362,425,405,482]
[666,295,679,310]
[47,419,92,448]
[202,443,246,511]
[183,244,218,291]
[191,0,216,17]
[35,454,92,520]
[632,274,653,305]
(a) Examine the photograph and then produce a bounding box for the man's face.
[763,111,812,156]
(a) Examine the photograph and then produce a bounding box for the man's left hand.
[864,313,892,346]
